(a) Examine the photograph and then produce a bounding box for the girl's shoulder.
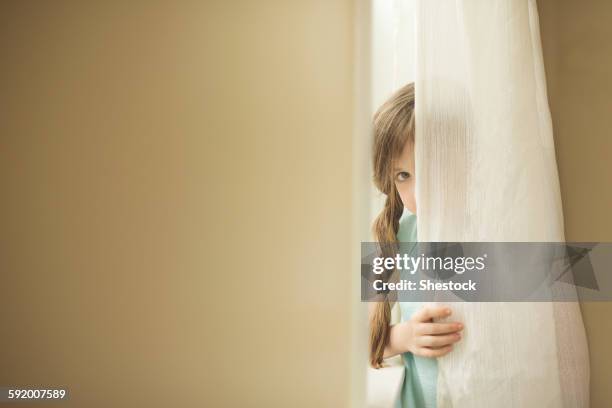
[396,210,417,242]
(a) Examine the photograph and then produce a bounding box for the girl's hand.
[388,305,463,358]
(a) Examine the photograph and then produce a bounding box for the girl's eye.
[396,171,411,182]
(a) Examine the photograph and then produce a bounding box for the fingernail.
[456,323,463,329]
[446,308,452,315]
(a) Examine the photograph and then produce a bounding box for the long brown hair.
[370,83,415,368]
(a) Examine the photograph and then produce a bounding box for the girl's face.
[393,140,416,214]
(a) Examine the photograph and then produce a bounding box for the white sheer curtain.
[414,0,589,406]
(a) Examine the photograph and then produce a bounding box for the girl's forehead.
[392,142,415,167]
[398,141,415,158]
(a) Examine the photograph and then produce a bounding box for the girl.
[369,83,464,408]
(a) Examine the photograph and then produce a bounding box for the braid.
[369,189,404,368]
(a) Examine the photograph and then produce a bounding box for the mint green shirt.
[395,210,437,408]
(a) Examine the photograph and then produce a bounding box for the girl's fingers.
[420,322,463,335]
[416,345,453,358]
[418,333,461,348]
[412,305,452,323]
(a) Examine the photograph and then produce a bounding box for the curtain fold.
[414,0,589,406]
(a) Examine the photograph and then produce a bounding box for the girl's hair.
[370,82,415,368]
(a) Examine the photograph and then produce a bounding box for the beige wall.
[539,1,612,406]
[0,1,354,407]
